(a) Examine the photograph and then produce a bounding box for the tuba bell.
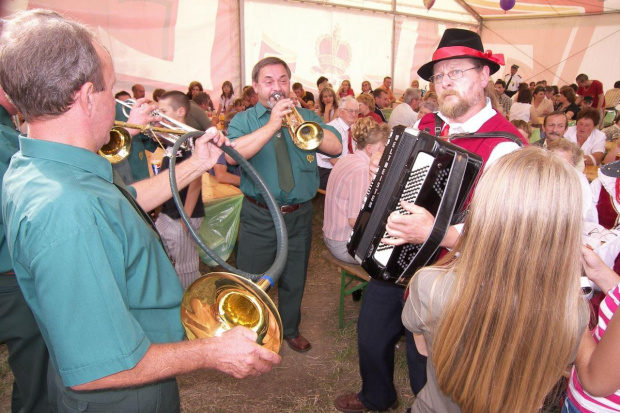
[272,92,323,151]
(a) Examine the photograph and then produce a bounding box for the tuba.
[272,92,323,151]
[170,131,287,352]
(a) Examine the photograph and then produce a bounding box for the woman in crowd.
[565,247,620,412]
[323,118,389,263]
[555,86,581,120]
[530,85,553,125]
[338,80,355,98]
[361,80,373,95]
[509,88,532,122]
[215,80,235,119]
[317,87,339,123]
[356,93,382,123]
[512,82,529,102]
[402,147,589,413]
[186,80,203,99]
[565,108,606,166]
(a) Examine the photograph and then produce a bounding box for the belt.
[244,195,301,214]
[0,270,15,276]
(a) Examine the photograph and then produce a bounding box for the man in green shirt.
[0,9,280,412]
[0,85,49,412]
[227,57,342,352]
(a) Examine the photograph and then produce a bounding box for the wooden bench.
[321,250,371,329]
[316,188,326,196]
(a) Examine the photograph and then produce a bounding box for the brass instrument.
[272,92,323,150]
[99,126,132,164]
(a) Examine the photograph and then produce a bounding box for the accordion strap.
[449,131,525,147]
[399,153,469,280]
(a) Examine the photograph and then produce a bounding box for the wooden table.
[585,165,599,182]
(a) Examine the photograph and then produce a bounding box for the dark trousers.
[48,363,180,413]
[236,199,313,338]
[318,167,331,191]
[357,279,427,411]
[0,274,49,413]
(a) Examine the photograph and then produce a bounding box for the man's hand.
[203,326,282,379]
[383,201,435,246]
[125,98,161,137]
[267,98,292,132]
[581,245,620,292]
[193,127,234,171]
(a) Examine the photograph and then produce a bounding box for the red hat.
[417,29,505,82]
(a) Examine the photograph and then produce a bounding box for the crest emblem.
[307,154,315,163]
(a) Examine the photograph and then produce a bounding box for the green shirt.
[115,102,158,182]
[0,106,18,272]
[228,103,341,205]
[2,137,184,386]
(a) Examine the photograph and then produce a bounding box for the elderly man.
[503,63,522,97]
[387,88,421,130]
[131,83,146,99]
[372,89,389,123]
[226,57,341,353]
[495,79,512,116]
[335,28,525,413]
[317,96,360,189]
[536,111,568,147]
[0,10,280,412]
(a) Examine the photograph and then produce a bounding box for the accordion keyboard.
[374,152,434,266]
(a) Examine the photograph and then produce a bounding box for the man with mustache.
[536,111,569,148]
[226,56,341,353]
[335,28,526,413]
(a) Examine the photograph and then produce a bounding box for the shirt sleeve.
[22,220,151,387]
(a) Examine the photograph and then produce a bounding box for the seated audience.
[530,85,553,125]
[555,86,580,120]
[193,91,215,113]
[565,108,606,165]
[416,100,437,119]
[360,80,373,95]
[402,147,589,413]
[186,80,203,100]
[509,88,532,122]
[317,87,339,124]
[292,82,315,110]
[323,118,389,263]
[376,76,396,106]
[494,79,512,117]
[131,83,145,99]
[566,247,620,413]
[232,98,245,113]
[422,91,437,105]
[242,87,258,109]
[186,98,212,132]
[115,90,131,101]
[152,88,166,102]
[547,138,597,222]
[372,89,389,123]
[512,82,529,102]
[155,91,204,288]
[602,114,620,141]
[510,119,530,141]
[211,113,241,186]
[317,97,360,189]
[215,80,235,119]
[537,111,569,148]
[338,80,355,98]
[388,88,421,130]
[356,93,383,124]
[604,81,620,110]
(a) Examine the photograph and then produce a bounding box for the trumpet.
[272,92,323,151]
[99,99,193,163]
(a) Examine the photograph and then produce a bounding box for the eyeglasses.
[429,66,481,84]
[341,108,359,115]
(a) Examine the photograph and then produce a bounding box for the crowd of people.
[1,7,620,413]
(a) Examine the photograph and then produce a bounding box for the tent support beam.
[482,10,620,21]
[453,0,482,24]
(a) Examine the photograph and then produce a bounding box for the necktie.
[274,130,295,193]
[441,124,450,137]
[347,128,354,154]
[112,170,164,246]
[506,75,514,89]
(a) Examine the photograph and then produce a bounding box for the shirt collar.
[253,102,270,119]
[334,117,351,132]
[19,136,113,183]
[437,97,495,134]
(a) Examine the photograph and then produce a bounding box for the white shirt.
[565,126,606,158]
[504,73,522,92]
[388,102,418,130]
[509,102,531,122]
[317,117,352,169]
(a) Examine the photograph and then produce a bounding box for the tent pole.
[239,0,246,87]
[391,0,396,92]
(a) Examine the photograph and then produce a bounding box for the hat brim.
[418,56,501,82]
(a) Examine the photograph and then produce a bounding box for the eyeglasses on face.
[342,108,359,115]
[430,66,481,84]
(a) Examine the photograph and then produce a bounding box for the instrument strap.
[449,131,525,147]
[433,113,445,136]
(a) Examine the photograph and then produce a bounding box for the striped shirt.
[568,282,620,412]
[323,150,371,241]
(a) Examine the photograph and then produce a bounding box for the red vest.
[417,111,528,170]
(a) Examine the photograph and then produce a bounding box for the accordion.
[347,126,483,286]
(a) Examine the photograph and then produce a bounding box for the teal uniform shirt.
[115,102,158,181]
[2,137,185,387]
[0,106,18,272]
[227,103,341,205]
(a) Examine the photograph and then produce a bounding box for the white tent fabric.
[2,0,619,100]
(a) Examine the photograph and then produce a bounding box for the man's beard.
[438,90,472,119]
[267,91,285,109]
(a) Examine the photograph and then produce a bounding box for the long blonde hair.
[432,147,586,413]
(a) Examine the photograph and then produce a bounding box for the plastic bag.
[197,193,243,267]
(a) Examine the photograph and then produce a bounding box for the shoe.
[285,334,311,352]
[334,393,399,413]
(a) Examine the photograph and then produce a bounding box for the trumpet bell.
[294,121,324,151]
[180,272,282,353]
[99,127,132,164]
